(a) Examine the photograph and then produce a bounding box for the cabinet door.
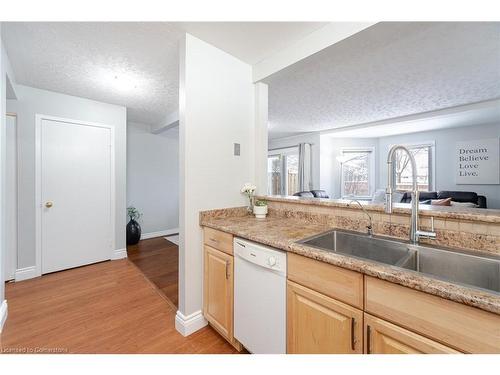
[287,280,363,354]
[203,245,233,340]
[364,314,460,354]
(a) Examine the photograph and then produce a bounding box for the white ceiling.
[1,21,325,126]
[324,99,500,138]
[180,22,328,65]
[265,22,500,139]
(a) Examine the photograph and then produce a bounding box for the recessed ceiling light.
[110,74,138,93]
[89,65,147,96]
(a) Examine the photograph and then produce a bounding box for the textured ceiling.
[1,22,325,126]
[265,22,500,139]
[2,22,183,125]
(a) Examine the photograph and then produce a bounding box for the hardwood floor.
[127,237,179,307]
[0,259,238,354]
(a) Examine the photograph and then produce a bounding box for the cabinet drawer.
[364,313,460,354]
[203,227,233,255]
[288,253,363,309]
[365,276,500,353]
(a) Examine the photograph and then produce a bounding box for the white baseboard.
[141,228,179,240]
[111,248,127,260]
[15,266,38,282]
[175,310,207,337]
[0,300,8,333]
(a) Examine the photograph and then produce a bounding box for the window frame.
[391,141,435,192]
[267,146,299,195]
[340,147,375,200]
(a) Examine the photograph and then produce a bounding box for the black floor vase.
[127,219,141,245]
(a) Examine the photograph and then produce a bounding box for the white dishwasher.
[233,237,287,354]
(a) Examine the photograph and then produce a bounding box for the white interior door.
[40,118,112,274]
[5,114,17,281]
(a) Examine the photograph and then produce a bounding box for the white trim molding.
[0,300,8,333]
[175,310,207,337]
[141,228,179,240]
[111,248,127,260]
[15,266,38,282]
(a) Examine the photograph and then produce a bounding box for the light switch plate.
[234,143,240,156]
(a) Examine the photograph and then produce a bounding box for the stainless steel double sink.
[298,229,500,294]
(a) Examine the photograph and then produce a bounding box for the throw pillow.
[450,201,479,208]
[431,198,452,206]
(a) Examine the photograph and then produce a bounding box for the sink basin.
[299,229,500,294]
[404,246,500,293]
[299,230,414,268]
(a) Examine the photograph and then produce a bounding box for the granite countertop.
[200,211,500,315]
[258,195,500,223]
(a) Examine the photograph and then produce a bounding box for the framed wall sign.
[456,138,499,185]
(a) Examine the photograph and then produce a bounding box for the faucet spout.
[385,145,431,244]
[347,199,373,236]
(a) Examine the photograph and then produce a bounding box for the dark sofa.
[293,190,330,198]
[401,191,487,208]
[293,190,487,208]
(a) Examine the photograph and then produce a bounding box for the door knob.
[45,201,53,208]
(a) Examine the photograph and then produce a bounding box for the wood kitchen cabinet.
[203,245,234,342]
[364,276,500,353]
[364,314,460,354]
[287,280,363,354]
[202,227,242,351]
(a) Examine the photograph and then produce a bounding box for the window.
[393,143,434,192]
[267,147,299,195]
[340,148,374,199]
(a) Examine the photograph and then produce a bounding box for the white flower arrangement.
[240,183,257,195]
[241,183,257,212]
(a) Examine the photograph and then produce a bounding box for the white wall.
[378,123,500,208]
[127,121,179,235]
[7,85,127,269]
[0,27,7,310]
[268,132,321,191]
[1,32,17,324]
[178,34,255,335]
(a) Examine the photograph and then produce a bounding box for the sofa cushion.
[311,190,330,198]
[437,190,478,204]
[401,191,437,203]
[293,191,314,198]
[450,201,479,208]
[431,198,452,206]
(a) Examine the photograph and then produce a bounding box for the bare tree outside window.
[341,151,371,198]
[267,155,282,195]
[267,149,299,196]
[394,146,432,191]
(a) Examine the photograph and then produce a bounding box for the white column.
[177,34,255,336]
[254,82,268,195]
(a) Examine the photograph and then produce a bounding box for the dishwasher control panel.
[233,238,287,275]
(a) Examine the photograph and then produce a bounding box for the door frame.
[5,113,18,281]
[35,114,116,277]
